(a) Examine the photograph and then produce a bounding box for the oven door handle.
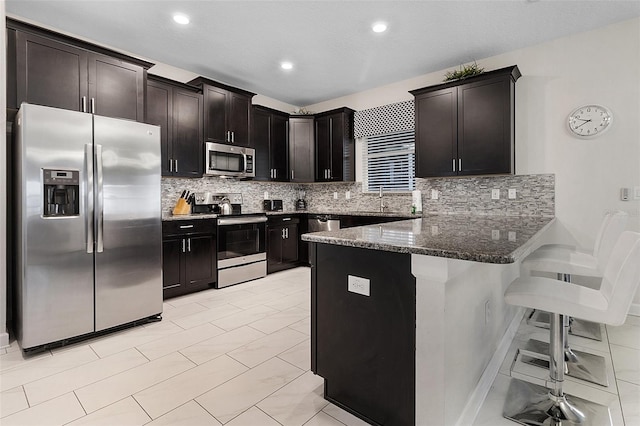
[217,216,268,226]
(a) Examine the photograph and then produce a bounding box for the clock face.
[568,105,612,138]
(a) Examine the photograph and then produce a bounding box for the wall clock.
[567,104,612,138]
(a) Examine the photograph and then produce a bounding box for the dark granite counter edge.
[162,210,418,221]
[302,217,556,264]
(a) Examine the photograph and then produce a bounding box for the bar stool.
[503,231,640,426]
[519,211,628,387]
[525,210,628,341]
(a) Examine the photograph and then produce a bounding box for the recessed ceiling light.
[372,22,387,33]
[173,14,190,25]
[281,61,294,70]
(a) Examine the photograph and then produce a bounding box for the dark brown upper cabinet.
[188,77,255,147]
[289,116,315,183]
[7,19,151,122]
[252,106,289,182]
[146,76,203,177]
[410,65,521,178]
[315,107,355,182]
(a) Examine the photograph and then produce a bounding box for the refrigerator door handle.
[96,144,104,253]
[85,144,94,253]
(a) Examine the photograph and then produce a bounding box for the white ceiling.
[6,1,640,107]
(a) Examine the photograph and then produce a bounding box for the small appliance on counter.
[296,190,307,211]
[263,199,283,212]
[172,190,194,215]
[192,192,243,215]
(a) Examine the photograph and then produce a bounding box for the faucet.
[379,187,386,212]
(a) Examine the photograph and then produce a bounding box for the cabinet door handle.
[182,239,186,253]
[91,98,96,114]
[170,159,173,172]
[282,228,286,239]
[82,96,87,113]
[291,170,294,180]
[282,217,291,221]
[231,131,235,143]
[453,159,456,172]
[285,228,289,239]
[187,238,191,252]
[274,169,277,179]
[175,160,178,172]
[459,158,462,171]
[179,224,194,229]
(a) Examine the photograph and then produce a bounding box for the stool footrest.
[520,339,609,387]
[527,310,603,341]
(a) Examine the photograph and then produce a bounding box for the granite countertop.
[162,210,418,221]
[301,214,555,264]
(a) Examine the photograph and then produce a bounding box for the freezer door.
[93,116,162,331]
[16,104,95,349]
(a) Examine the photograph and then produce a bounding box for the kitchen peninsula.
[302,214,554,426]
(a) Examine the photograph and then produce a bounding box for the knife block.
[172,198,191,215]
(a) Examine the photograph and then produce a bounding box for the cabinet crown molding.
[409,65,521,96]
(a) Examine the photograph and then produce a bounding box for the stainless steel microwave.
[204,142,255,178]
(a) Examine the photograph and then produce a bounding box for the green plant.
[443,61,485,82]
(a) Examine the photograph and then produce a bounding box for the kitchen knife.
[180,189,186,199]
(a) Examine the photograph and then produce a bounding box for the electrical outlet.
[333,192,338,199]
[621,188,630,201]
[508,231,517,242]
[264,191,269,200]
[491,189,500,200]
[485,300,491,325]
[431,225,439,235]
[492,230,500,240]
[508,188,517,199]
[345,191,351,200]
[635,187,640,200]
[431,189,439,200]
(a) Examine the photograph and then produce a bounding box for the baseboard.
[629,303,640,317]
[0,331,9,348]
[455,307,526,426]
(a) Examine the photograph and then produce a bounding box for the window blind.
[363,130,415,193]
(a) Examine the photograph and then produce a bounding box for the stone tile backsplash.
[161,174,554,218]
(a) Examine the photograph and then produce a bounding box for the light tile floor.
[1,267,638,425]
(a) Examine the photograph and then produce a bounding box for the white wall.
[306,17,640,303]
[1,0,9,348]
[148,62,298,113]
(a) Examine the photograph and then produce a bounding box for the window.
[362,130,415,193]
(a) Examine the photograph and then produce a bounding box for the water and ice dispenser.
[43,169,79,217]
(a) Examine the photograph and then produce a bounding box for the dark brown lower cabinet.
[162,220,216,299]
[267,216,300,273]
[311,243,416,426]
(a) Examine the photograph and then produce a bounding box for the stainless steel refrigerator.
[14,103,163,351]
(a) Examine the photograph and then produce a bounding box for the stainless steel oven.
[217,215,267,287]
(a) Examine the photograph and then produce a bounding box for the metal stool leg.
[503,313,612,425]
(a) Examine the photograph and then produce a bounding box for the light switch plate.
[492,230,500,240]
[345,191,351,200]
[508,231,517,242]
[491,189,500,200]
[333,192,338,199]
[508,189,517,199]
[348,275,370,297]
[431,225,439,235]
[634,186,640,200]
[264,191,269,200]
[431,189,439,200]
